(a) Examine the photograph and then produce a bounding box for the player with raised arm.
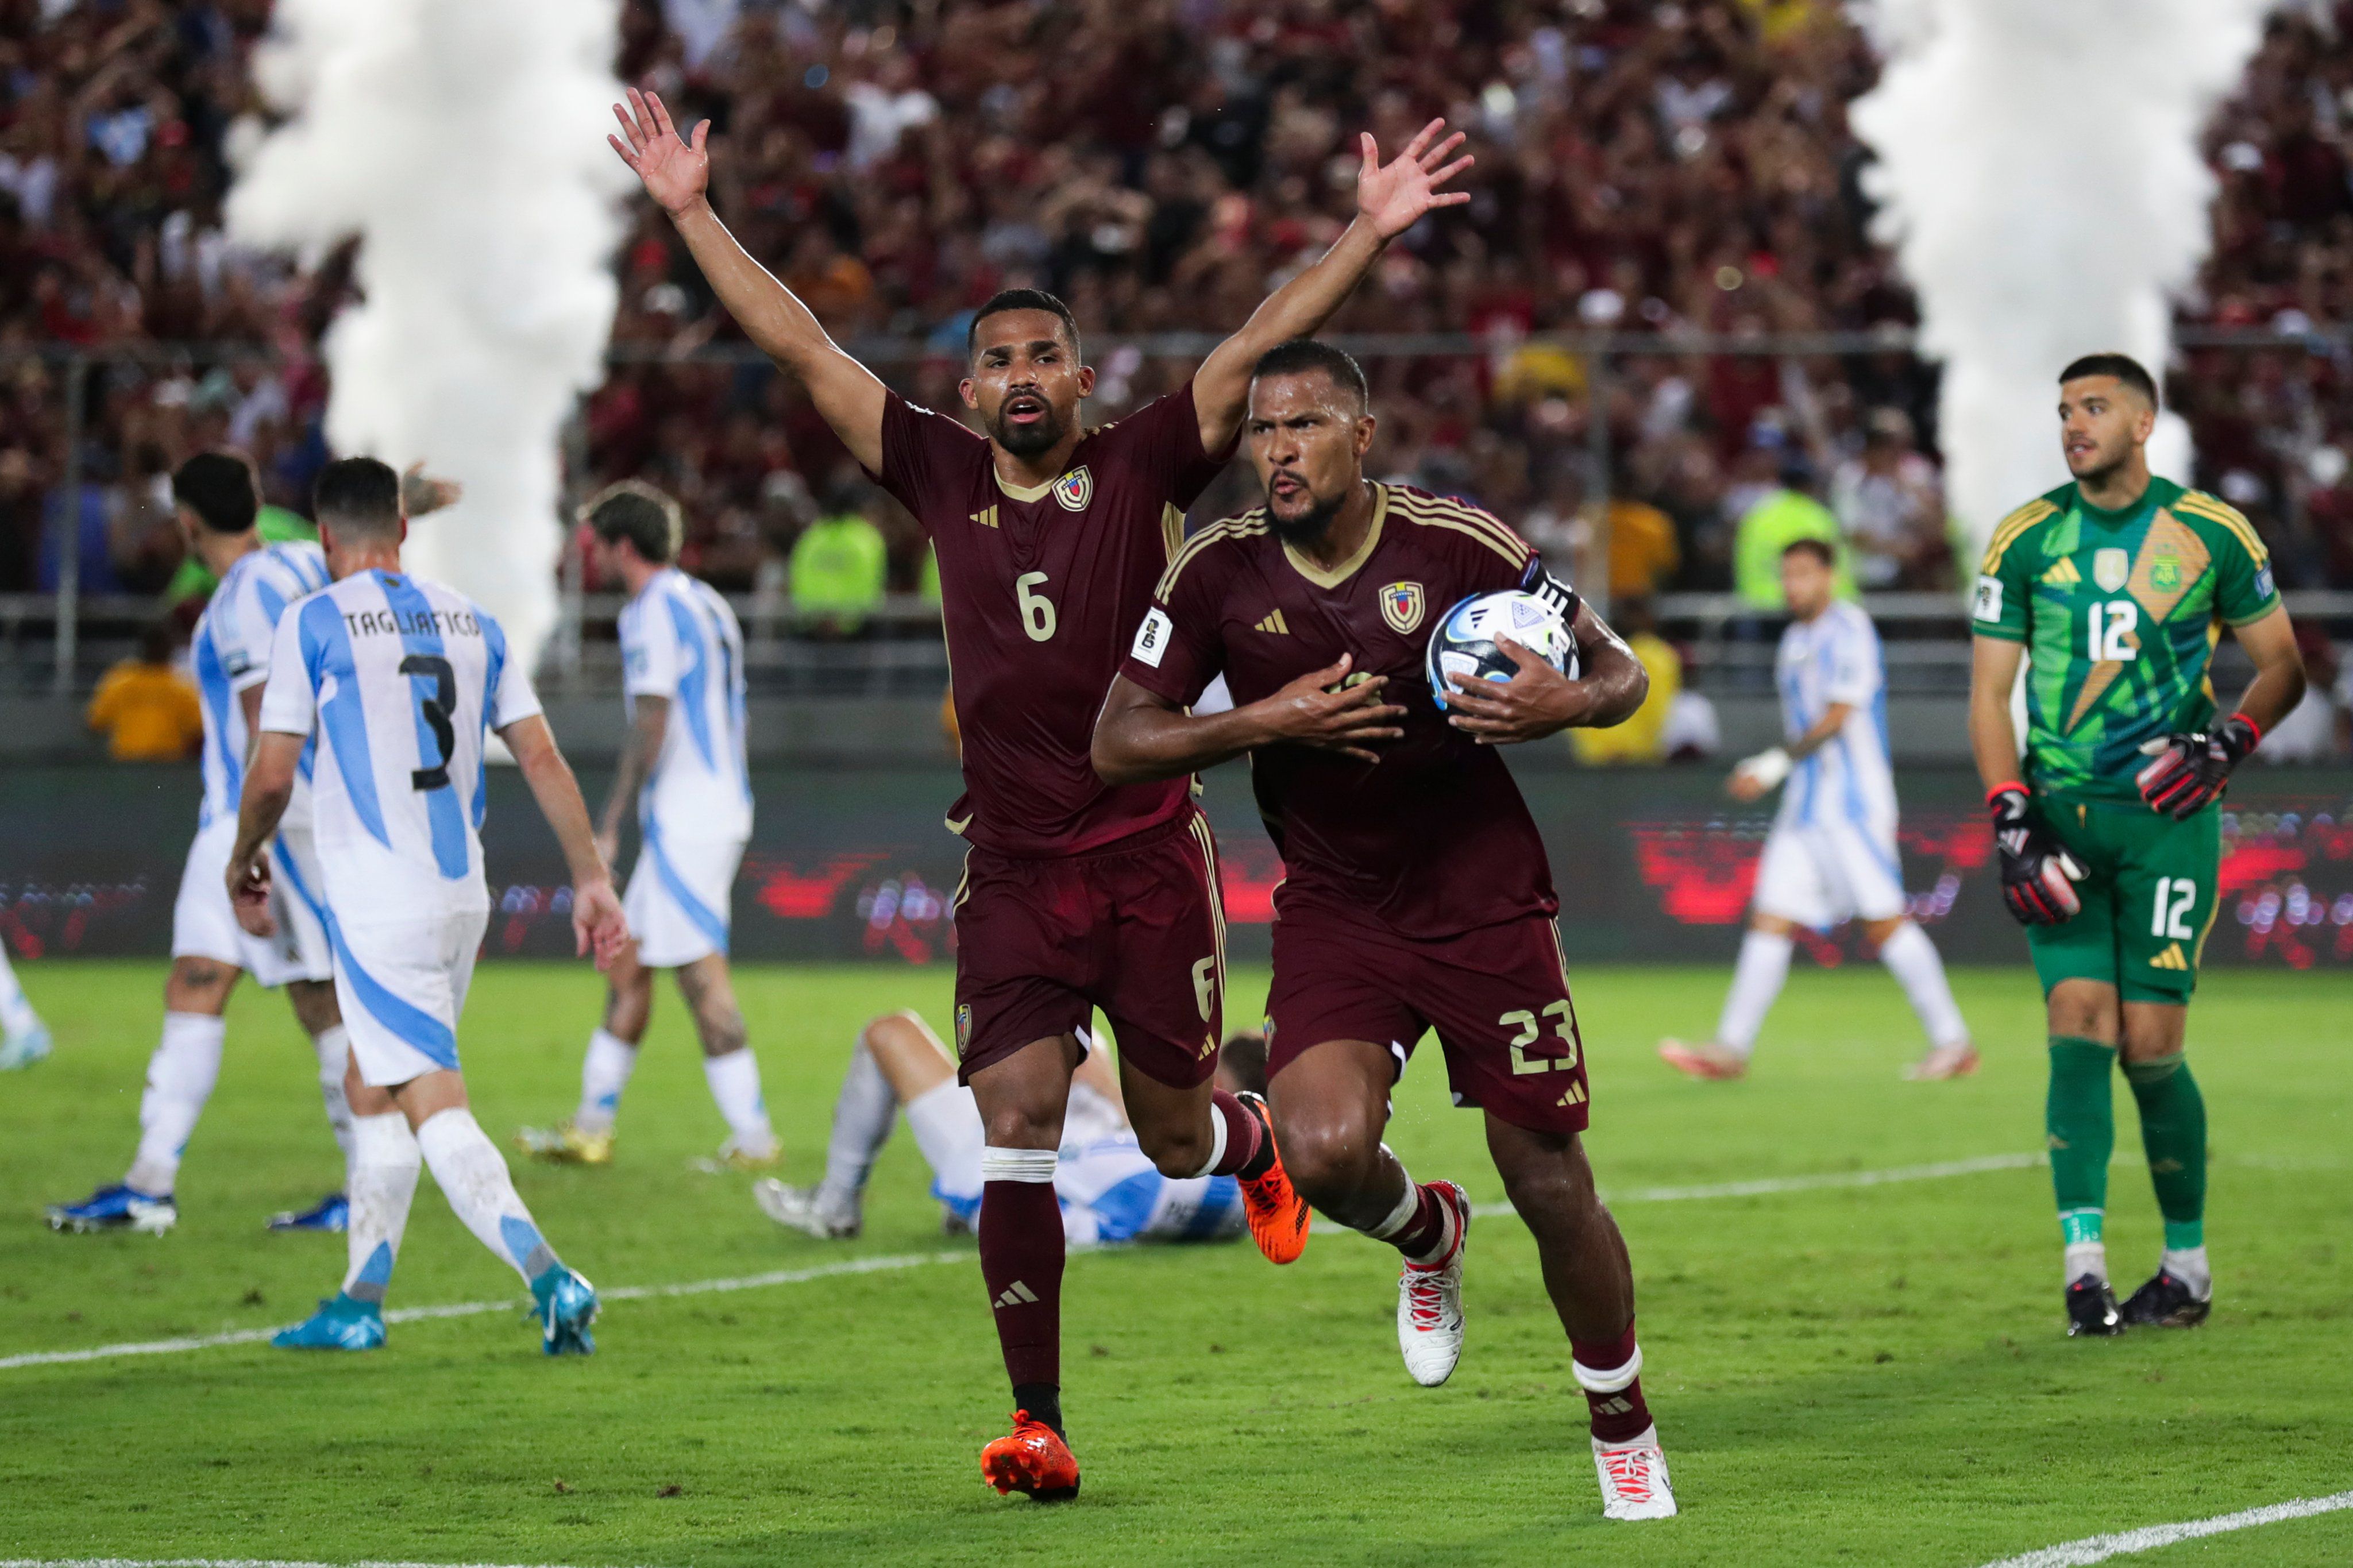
[756,1013,1264,1250]
[1091,341,1675,1523]
[611,85,1471,1496]
[1660,536,1974,1082]
[515,481,778,1172]
[1969,355,2306,1337]
[229,458,627,1354]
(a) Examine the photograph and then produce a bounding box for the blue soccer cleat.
[529,1264,598,1356]
[273,1292,386,1350]
[46,1183,175,1235]
[267,1192,349,1233]
[0,1024,51,1071]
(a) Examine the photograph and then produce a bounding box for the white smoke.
[227,0,631,673]
[1849,0,2273,555]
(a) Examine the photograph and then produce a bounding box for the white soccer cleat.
[1395,1181,1470,1387]
[1593,1425,1678,1520]
[1904,1041,1981,1081]
[754,1179,860,1239]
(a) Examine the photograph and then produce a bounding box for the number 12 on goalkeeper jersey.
[260,567,543,920]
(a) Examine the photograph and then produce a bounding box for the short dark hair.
[582,478,682,564]
[1249,338,1370,412]
[967,288,1080,361]
[1781,535,1836,569]
[2059,353,2159,408]
[1216,1030,1268,1096]
[171,451,259,535]
[313,456,403,536]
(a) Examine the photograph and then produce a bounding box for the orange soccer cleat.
[981,1410,1081,1500]
[1235,1091,1310,1265]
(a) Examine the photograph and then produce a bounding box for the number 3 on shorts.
[2151,876,2197,940]
[1499,1001,1581,1075]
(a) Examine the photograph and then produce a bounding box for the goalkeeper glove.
[2135,714,2261,820]
[1989,784,2084,926]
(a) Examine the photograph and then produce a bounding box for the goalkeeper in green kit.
[1968,354,2306,1338]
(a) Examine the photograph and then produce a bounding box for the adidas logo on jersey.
[993,1280,1040,1310]
[2041,557,2081,587]
[1255,609,1290,635]
[2150,941,2190,971]
[970,505,1000,530]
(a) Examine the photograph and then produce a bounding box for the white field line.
[5,1157,2047,1373]
[1976,1489,2353,1567]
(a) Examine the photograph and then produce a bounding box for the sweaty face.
[1780,547,1834,619]
[1246,372,1374,545]
[963,310,1090,458]
[2058,376,2154,484]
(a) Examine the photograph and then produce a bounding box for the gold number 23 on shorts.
[1499,1001,1581,1075]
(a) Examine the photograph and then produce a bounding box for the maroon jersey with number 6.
[869,385,1229,858]
[1119,481,1560,939]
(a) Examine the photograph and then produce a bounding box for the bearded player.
[1092,341,1676,1522]
[1970,354,2305,1337]
[611,88,1471,1495]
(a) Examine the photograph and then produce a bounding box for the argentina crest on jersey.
[1379,581,1426,634]
[1052,467,1093,511]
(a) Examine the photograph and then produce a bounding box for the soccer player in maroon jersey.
[610,90,1473,1497]
[1092,341,1679,1521]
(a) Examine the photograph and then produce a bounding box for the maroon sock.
[1386,1182,1453,1262]
[1572,1320,1653,1443]
[1206,1090,1270,1179]
[978,1178,1063,1391]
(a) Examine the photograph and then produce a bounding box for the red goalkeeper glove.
[2135,714,2261,820]
[1989,785,2084,926]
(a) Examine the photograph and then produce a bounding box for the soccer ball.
[1425,590,1578,710]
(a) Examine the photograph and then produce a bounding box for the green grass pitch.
[2,960,2350,1566]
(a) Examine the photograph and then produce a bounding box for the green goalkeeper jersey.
[1971,475,2279,802]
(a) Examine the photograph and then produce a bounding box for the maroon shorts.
[1264,910,1590,1134]
[952,810,1225,1090]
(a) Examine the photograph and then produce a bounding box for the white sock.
[2065,1241,2108,1285]
[703,1047,776,1153]
[126,1011,226,1195]
[906,1078,985,1210]
[0,943,40,1038]
[340,1112,421,1304]
[820,1040,899,1207]
[1363,1149,1455,1265]
[312,1026,357,1174]
[1715,930,1793,1057]
[2161,1245,2211,1298]
[573,1027,638,1133]
[1878,922,1968,1049]
[415,1107,560,1284]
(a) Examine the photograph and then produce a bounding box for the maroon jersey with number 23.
[1120,481,1561,939]
[869,385,1229,858]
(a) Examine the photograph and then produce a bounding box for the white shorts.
[329,906,489,1088]
[1753,817,1908,929]
[171,814,333,988]
[625,824,745,968]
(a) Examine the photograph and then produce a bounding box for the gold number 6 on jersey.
[1016,571,1057,642]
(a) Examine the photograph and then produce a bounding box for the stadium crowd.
[3,0,2352,607]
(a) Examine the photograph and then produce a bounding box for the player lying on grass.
[516,481,780,1173]
[612,84,1471,1499]
[227,457,629,1355]
[1660,536,1974,1082]
[1970,353,2306,1337]
[1091,340,1675,1521]
[758,1013,1263,1249]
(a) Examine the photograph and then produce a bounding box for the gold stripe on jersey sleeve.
[1155,515,1267,599]
[1387,490,1532,566]
[1161,504,1185,566]
[1981,499,2057,574]
[2174,492,2270,565]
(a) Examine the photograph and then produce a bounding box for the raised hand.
[1355,119,1475,240]
[609,86,709,217]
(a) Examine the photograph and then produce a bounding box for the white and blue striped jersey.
[259,569,542,920]
[191,541,330,828]
[619,567,751,841]
[1773,600,1898,831]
